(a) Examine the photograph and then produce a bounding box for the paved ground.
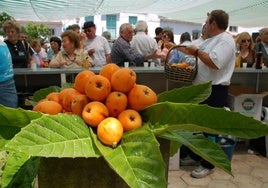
[168,142,268,188]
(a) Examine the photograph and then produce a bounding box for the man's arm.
[180,45,218,69]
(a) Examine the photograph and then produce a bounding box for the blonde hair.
[3,20,21,33]
[30,39,41,48]
[235,32,254,50]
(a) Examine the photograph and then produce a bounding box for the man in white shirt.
[130,20,160,66]
[179,9,236,179]
[83,21,111,67]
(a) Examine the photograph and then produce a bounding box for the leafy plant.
[1,82,268,188]
[0,12,50,43]
[0,12,14,36]
[21,22,50,43]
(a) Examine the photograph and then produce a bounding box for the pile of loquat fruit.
[33,64,157,148]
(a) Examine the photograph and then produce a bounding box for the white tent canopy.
[0,0,268,28]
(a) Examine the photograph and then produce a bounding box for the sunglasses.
[162,35,169,39]
[241,39,251,43]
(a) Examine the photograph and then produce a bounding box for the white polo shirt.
[193,32,236,86]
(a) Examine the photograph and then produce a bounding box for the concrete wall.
[160,19,202,43]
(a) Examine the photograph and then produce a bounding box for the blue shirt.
[0,40,14,82]
[169,41,192,64]
[169,49,186,64]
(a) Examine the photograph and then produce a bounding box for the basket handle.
[165,45,197,65]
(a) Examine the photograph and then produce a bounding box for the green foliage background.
[0,12,14,36]
[0,12,50,43]
[21,22,50,43]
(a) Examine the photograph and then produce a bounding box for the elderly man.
[110,23,162,67]
[254,27,268,67]
[179,9,236,178]
[130,20,161,66]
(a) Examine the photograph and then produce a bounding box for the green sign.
[242,98,255,111]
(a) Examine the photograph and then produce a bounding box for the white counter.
[13,67,268,94]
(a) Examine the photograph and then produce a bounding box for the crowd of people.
[2,18,267,71]
[110,21,163,66]
[1,9,268,179]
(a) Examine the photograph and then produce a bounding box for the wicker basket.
[164,45,197,83]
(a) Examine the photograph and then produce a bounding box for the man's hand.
[87,49,95,56]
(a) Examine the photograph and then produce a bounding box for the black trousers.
[180,85,229,169]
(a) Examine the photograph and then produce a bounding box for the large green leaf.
[32,85,61,102]
[6,114,100,158]
[1,152,39,188]
[0,105,42,150]
[157,82,211,103]
[169,140,182,156]
[1,81,265,187]
[142,102,268,138]
[160,130,232,175]
[93,126,166,188]
[0,151,8,186]
[29,84,73,106]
